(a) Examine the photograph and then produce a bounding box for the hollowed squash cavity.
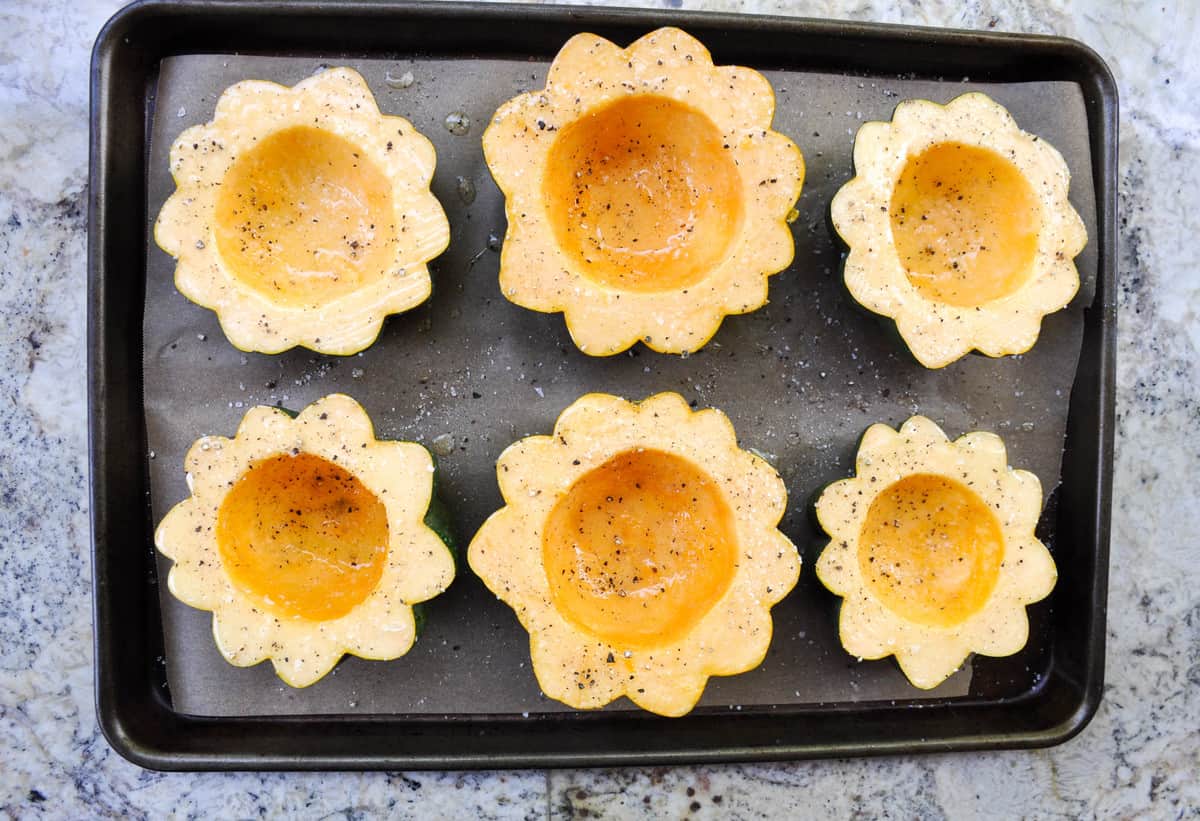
[889,142,1039,308]
[216,451,389,621]
[215,126,397,308]
[543,95,743,293]
[541,448,737,648]
[858,473,1003,627]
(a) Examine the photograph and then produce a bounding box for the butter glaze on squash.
[468,392,801,716]
[831,92,1087,368]
[814,416,1056,689]
[155,394,456,687]
[483,28,805,356]
[215,452,390,622]
[858,473,1004,628]
[889,142,1040,308]
[154,68,449,355]
[213,126,400,310]
[541,448,738,649]
[542,95,744,294]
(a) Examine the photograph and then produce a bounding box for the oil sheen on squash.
[541,448,737,649]
[216,452,389,621]
[215,126,397,308]
[889,142,1040,308]
[858,473,1004,627]
[543,95,743,293]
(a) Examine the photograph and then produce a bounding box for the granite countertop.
[1,0,1197,816]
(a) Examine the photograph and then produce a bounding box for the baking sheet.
[143,53,1097,718]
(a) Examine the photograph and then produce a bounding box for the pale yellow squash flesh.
[482,28,805,356]
[814,416,1057,690]
[831,92,1087,368]
[467,392,801,716]
[154,68,449,355]
[154,394,456,688]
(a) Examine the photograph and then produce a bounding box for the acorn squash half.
[831,92,1086,368]
[814,415,1056,688]
[483,28,805,356]
[468,392,801,716]
[155,394,456,687]
[154,68,449,355]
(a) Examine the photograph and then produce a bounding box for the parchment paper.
[144,54,1097,717]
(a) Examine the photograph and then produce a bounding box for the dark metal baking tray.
[89,0,1116,770]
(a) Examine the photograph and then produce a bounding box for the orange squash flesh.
[541,448,737,649]
[215,452,389,621]
[858,473,1004,627]
[543,95,744,293]
[889,141,1040,308]
[215,126,397,308]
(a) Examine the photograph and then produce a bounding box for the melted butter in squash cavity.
[215,126,398,308]
[541,448,737,648]
[889,142,1040,308]
[543,95,744,293]
[216,452,389,621]
[858,473,1004,627]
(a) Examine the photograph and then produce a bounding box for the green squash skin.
[412,455,458,638]
[271,405,457,640]
[422,456,459,566]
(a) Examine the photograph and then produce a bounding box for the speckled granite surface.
[1,0,1197,817]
